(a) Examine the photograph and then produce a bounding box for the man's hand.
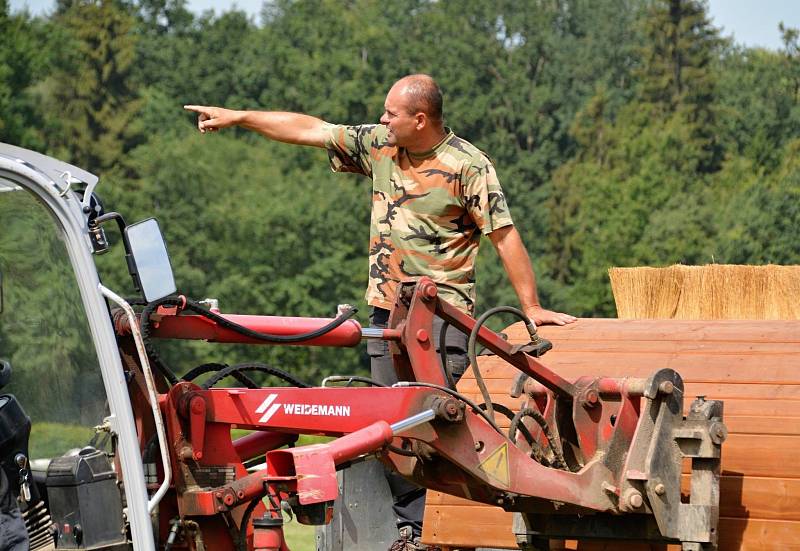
[184,105,242,133]
[525,306,578,326]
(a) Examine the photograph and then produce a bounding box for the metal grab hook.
[58,170,73,197]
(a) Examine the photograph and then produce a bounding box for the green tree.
[39,0,142,173]
[545,0,724,315]
[0,1,48,148]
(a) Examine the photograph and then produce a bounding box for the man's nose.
[379,113,389,125]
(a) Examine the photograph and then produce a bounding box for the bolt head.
[416,329,429,343]
[654,483,666,496]
[421,285,438,300]
[659,381,674,395]
[623,488,643,509]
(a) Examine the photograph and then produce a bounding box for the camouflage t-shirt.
[324,124,513,314]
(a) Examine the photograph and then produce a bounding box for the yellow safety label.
[478,442,510,487]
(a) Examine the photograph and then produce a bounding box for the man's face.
[380,84,420,147]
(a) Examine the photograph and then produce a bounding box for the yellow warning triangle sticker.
[478,442,510,487]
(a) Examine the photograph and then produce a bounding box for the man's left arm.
[488,225,577,326]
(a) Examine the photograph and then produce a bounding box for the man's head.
[380,74,445,149]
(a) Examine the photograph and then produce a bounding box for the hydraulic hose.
[438,321,458,390]
[140,296,357,386]
[182,362,259,388]
[201,363,311,390]
[468,306,536,423]
[509,407,567,470]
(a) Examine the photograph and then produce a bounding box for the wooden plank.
[463,356,800,385]
[421,503,516,548]
[428,475,800,522]
[717,518,800,550]
[455,377,800,399]
[457,392,800,417]
[423,506,800,550]
[535,320,800,344]
[526,340,800,355]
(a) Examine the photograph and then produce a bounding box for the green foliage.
[39,0,142,172]
[1,0,798,393]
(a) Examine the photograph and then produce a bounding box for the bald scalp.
[394,74,444,125]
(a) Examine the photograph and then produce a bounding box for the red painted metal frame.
[117,308,363,347]
[137,277,659,550]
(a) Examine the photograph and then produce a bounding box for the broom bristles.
[609,265,800,320]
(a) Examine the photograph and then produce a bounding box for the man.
[186,74,576,550]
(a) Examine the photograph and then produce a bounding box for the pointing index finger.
[184,105,209,114]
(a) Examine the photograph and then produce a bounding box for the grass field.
[283,520,317,551]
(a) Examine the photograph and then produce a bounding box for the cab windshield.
[0,184,108,460]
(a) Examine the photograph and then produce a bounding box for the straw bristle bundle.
[609,264,800,320]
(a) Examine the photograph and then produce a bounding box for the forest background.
[1,0,799,387]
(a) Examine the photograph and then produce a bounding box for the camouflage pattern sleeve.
[323,123,381,178]
[462,155,514,235]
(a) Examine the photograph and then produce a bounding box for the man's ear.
[415,112,427,131]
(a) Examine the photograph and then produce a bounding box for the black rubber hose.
[322,375,387,387]
[201,363,311,390]
[478,402,536,449]
[178,297,358,344]
[509,407,567,470]
[182,362,259,389]
[468,306,533,424]
[438,321,458,390]
[237,498,262,551]
[140,297,182,385]
[139,296,357,386]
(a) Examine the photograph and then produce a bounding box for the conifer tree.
[41,0,142,173]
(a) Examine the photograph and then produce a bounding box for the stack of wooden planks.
[422,318,800,551]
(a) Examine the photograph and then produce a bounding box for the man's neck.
[406,127,448,154]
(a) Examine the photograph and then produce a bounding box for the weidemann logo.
[256,393,351,423]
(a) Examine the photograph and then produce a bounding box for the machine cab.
[0,143,172,550]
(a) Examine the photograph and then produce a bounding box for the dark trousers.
[367,307,468,538]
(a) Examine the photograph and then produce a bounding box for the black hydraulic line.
[182,362,259,389]
[322,375,388,387]
[468,306,534,424]
[509,407,567,470]
[201,363,311,390]
[387,443,417,457]
[237,498,262,551]
[178,297,358,344]
[478,402,537,450]
[139,295,358,387]
[438,321,458,390]
[140,297,181,385]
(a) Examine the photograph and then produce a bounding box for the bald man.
[187,74,575,551]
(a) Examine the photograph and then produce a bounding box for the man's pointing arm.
[183,105,328,148]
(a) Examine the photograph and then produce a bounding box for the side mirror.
[124,218,177,303]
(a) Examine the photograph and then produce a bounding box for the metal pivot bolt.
[658,381,674,395]
[416,329,429,343]
[581,388,599,408]
[623,488,643,509]
[421,284,438,301]
[654,483,666,496]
